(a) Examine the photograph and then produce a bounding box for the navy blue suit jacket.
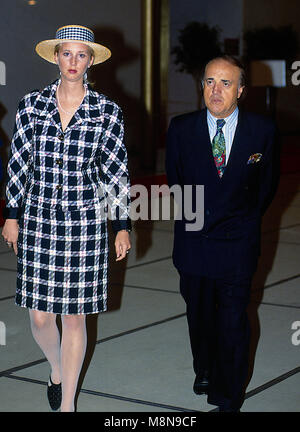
[166,108,280,278]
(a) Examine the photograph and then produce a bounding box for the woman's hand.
[115,230,131,261]
[1,219,19,255]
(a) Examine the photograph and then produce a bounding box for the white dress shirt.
[207,107,239,164]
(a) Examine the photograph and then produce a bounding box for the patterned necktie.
[212,119,226,177]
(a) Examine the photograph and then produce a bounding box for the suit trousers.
[179,272,252,410]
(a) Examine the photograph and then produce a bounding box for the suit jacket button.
[58,134,64,141]
[56,184,62,190]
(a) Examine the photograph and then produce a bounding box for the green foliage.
[244,25,299,63]
[172,22,222,77]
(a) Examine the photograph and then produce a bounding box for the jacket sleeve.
[100,102,131,233]
[3,93,36,219]
[258,121,281,215]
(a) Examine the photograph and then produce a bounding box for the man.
[166,55,280,412]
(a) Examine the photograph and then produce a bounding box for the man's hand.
[1,219,19,255]
[115,230,131,261]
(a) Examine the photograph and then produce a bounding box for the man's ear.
[237,86,244,99]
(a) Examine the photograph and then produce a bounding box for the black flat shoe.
[193,370,209,395]
[47,375,62,411]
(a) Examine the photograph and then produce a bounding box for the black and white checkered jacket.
[4,79,131,232]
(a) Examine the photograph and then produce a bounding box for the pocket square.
[247,153,262,164]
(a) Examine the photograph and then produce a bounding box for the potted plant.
[172,21,222,107]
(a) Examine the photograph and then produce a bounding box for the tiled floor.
[0,169,299,413]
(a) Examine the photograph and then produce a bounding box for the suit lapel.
[32,80,62,132]
[195,109,229,181]
[196,109,219,173]
[65,84,98,129]
[221,110,252,182]
[193,109,253,183]
[38,80,96,132]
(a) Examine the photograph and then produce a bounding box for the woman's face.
[54,42,94,82]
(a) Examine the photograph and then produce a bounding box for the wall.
[0,0,142,189]
[168,0,244,121]
[243,0,300,34]
[243,0,300,133]
[168,0,300,134]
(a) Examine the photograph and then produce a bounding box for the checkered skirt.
[16,202,108,315]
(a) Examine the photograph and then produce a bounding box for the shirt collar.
[207,106,239,130]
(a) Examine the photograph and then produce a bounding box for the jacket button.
[56,159,63,166]
[56,184,62,190]
[58,134,64,141]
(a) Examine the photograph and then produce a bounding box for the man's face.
[203,59,244,118]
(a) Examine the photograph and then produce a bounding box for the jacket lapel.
[221,110,253,183]
[195,109,224,182]
[36,79,62,131]
[197,109,215,163]
[66,84,100,129]
[36,80,98,132]
[197,109,253,182]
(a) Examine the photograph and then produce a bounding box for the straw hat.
[35,25,111,65]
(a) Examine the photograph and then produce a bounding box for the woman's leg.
[60,314,87,412]
[29,310,61,384]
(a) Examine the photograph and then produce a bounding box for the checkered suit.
[4,79,131,315]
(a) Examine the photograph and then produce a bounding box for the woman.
[2,25,131,412]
